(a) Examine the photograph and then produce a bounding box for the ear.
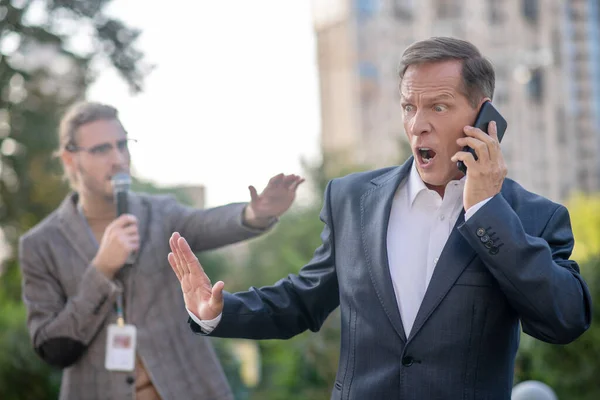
[61,149,75,174]
[477,97,492,109]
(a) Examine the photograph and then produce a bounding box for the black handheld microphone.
[111,172,135,265]
[111,172,131,216]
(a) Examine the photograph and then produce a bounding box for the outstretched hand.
[168,232,224,320]
[245,173,305,223]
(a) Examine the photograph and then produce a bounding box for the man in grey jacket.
[19,101,304,400]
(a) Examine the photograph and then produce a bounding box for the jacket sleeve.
[19,235,121,368]
[458,194,592,344]
[161,195,276,252]
[189,181,340,339]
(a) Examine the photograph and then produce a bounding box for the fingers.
[485,121,502,159]
[488,121,498,141]
[451,151,477,171]
[176,236,204,276]
[289,177,305,191]
[167,252,182,281]
[268,173,284,186]
[455,137,490,162]
[169,232,188,276]
[463,125,497,143]
[282,174,297,188]
[110,214,138,230]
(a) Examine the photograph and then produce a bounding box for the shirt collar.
[407,161,465,207]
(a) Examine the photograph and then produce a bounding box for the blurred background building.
[312,0,600,202]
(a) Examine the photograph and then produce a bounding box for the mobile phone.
[457,101,507,174]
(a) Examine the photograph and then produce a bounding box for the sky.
[87,1,322,207]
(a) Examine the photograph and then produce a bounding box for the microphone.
[111,172,135,265]
[111,172,131,216]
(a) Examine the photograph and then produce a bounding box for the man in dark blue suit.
[168,37,591,399]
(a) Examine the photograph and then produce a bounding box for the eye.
[89,144,112,155]
[403,104,415,112]
[433,104,448,112]
[117,140,130,152]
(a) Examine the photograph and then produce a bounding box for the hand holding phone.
[457,101,507,174]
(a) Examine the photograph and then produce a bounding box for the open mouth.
[418,148,437,164]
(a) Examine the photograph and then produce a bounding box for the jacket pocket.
[455,270,494,287]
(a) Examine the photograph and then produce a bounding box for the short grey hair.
[399,37,495,107]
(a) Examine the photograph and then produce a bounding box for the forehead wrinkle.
[400,85,457,103]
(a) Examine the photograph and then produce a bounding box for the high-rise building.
[312,0,600,201]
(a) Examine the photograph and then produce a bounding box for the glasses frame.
[65,138,138,156]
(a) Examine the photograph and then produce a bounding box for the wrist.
[243,205,276,229]
[92,258,115,279]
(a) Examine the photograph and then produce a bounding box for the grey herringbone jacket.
[19,192,269,400]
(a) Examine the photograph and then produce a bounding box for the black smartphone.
[457,101,507,174]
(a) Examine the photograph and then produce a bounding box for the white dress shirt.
[189,163,490,334]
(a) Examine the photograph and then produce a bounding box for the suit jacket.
[20,192,270,400]
[191,158,592,400]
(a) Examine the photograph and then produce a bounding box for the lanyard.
[116,292,125,327]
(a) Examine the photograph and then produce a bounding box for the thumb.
[248,186,259,202]
[210,281,225,310]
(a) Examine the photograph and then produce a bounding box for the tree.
[0,1,148,398]
[565,193,600,263]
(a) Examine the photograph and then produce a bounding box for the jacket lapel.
[360,159,413,342]
[56,192,149,267]
[126,193,148,266]
[407,210,477,341]
[56,193,99,264]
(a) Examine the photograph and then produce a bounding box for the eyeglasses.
[65,138,137,156]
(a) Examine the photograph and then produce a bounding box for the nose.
[109,144,129,167]
[409,110,432,137]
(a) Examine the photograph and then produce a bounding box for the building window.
[522,0,539,24]
[393,0,415,20]
[359,62,379,104]
[526,68,544,103]
[436,0,461,19]
[355,0,379,19]
[488,0,504,24]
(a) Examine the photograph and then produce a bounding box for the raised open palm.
[168,232,224,320]
[248,173,305,219]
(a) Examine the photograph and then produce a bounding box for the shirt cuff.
[464,197,493,221]
[187,308,222,333]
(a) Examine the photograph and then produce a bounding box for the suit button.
[480,235,490,243]
[484,241,494,249]
[126,376,135,385]
[476,228,486,237]
[489,247,499,255]
[402,356,414,367]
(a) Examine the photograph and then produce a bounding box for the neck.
[78,192,116,220]
[425,183,446,198]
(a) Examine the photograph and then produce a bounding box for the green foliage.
[0,301,61,400]
[514,257,600,399]
[566,193,600,263]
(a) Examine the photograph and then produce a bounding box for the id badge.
[105,323,137,371]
